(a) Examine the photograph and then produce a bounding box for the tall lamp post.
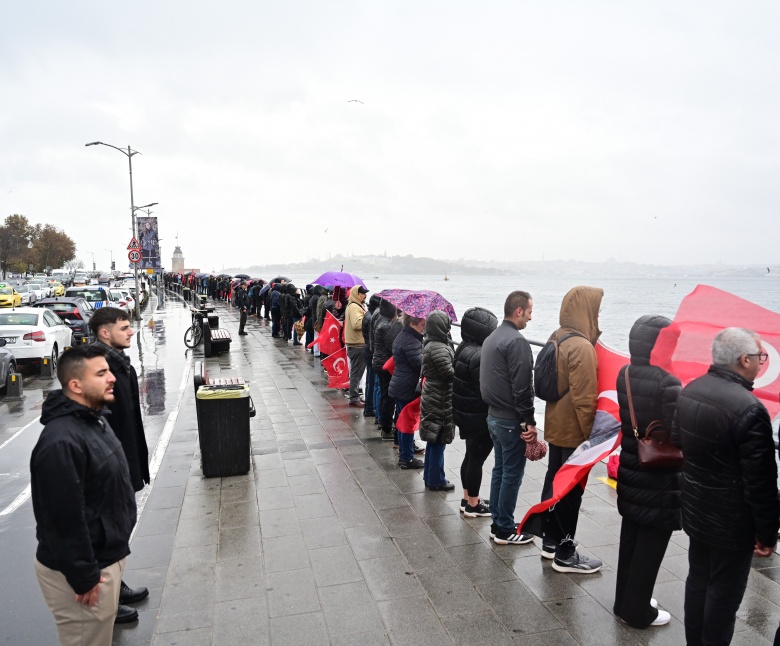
[105,248,114,272]
[86,141,146,321]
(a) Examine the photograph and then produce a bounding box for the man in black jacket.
[235,281,249,335]
[479,291,537,546]
[32,346,137,645]
[673,327,779,646]
[89,307,150,623]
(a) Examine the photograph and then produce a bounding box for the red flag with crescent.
[652,284,780,419]
[321,347,350,389]
[313,311,343,355]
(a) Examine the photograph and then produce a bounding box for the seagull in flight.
[347,99,364,104]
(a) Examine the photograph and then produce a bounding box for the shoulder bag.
[625,368,683,469]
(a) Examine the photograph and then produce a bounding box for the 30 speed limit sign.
[128,250,142,264]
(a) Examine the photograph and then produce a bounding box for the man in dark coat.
[89,307,150,622]
[673,327,779,646]
[31,346,137,644]
[372,299,402,439]
[235,281,249,335]
[362,294,381,417]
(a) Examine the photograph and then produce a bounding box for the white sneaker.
[650,598,658,609]
[650,609,671,626]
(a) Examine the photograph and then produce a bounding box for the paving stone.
[442,611,515,645]
[395,532,455,572]
[318,581,385,636]
[259,507,301,538]
[269,612,329,645]
[332,493,381,528]
[477,579,562,636]
[344,523,400,560]
[362,485,411,511]
[299,516,349,550]
[263,534,311,573]
[543,595,639,646]
[359,554,426,601]
[293,492,336,519]
[446,542,518,586]
[134,507,182,537]
[220,500,260,529]
[511,629,581,645]
[405,492,459,518]
[424,514,484,548]
[256,485,295,511]
[218,524,262,561]
[377,506,431,537]
[145,485,186,510]
[377,595,451,646]
[129,533,176,570]
[309,544,364,587]
[213,596,270,645]
[220,478,257,503]
[416,567,488,616]
[329,631,391,645]
[265,568,321,618]
[215,557,266,601]
[255,468,289,489]
[150,627,212,646]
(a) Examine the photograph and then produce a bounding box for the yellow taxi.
[50,281,65,297]
[0,285,22,308]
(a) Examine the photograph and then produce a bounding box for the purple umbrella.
[376,289,458,322]
[312,271,367,289]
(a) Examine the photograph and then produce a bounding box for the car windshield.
[41,302,79,312]
[16,286,28,292]
[67,290,105,302]
[110,291,123,299]
[0,313,38,326]
[0,287,15,295]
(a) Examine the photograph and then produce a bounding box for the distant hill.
[222,254,775,279]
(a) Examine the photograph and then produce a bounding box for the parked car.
[72,274,88,287]
[98,273,113,285]
[15,284,36,306]
[0,307,73,369]
[0,338,17,394]
[109,289,132,315]
[0,285,23,308]
[118,289,137,314]
[34,298,94,345]
[64,285,119,310]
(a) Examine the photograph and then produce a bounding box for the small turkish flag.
[652,285,780,419]
[322,347,349,389]
[318,311,343,355]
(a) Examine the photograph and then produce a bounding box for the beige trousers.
[35,557,125,646]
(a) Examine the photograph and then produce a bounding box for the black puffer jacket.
[420,311,455,443]
[616,315,682,531]
[673,364,780,551]
[453,307,498,440]
[363,294,381,362]
[389,325,423,402]
[372,300,401,372]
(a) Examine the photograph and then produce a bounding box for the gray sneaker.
[552,552,602,574]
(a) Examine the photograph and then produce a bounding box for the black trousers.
[684,536,754,646]
[377,369,394,433]
[239,309,247,333]
[460,431,494,496]
[271,308,281,337]
[541,444,584,554]
[613,517,670,627]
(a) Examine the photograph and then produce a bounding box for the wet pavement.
[3,289,780,645]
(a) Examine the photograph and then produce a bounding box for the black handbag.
[625,369,683,469]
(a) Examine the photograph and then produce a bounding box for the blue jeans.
[423,440,446,486]
[487,415,527,535]
[373,374,382,424]
[396,399,412,461]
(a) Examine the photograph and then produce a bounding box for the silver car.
[0,338,18,394]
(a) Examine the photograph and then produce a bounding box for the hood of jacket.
[460,307,497,345]
[425,310,451,343]
[379,299,397,319]
[368,294,381,313]
[286,283,297,294]
[558,286,603,344]
[40,389,108,426]
[348,285,364,305]
[629,314,672,366]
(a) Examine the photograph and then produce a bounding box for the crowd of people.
[31,273,780,646]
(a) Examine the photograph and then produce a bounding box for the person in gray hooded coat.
[420,310,455,491]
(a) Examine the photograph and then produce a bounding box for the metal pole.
[128,146,141,321]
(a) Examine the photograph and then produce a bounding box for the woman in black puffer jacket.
[452,307,497,517]
[390,314,425,468]
[613,315,682,629]
[420,310,455,490]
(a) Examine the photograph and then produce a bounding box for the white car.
[118,289,136,313]
[0,307,73,370]
[15,284,36,305]
[109,289,132,314]
[27,282,51,300]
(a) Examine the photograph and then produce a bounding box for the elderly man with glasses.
[672,327,779,646]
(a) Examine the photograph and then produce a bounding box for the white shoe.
[650,598,658,609]
[650,609,670,626]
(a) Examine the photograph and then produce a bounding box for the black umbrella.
[271,275,291,284]
[234,273,251,280]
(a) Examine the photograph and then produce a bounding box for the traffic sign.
[128,250,142,264]
[127,237,141,251]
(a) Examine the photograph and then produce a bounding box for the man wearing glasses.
[673,327,779,646]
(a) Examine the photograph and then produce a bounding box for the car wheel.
[50,344,58,372]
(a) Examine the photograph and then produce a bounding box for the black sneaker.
[541,538,579,560]
[459,498,467,513]
[398,458,424,469]
[552,552,602,574]
[413,442,425,454]
[489,523,497,538]
[427,481,455,492]
[463,501,491,518]
[493,529,535,545]
[380,430,394,441]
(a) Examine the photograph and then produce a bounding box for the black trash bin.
[195,384,253,477]
[208,314,219,328]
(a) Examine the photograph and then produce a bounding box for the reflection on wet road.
[0,289,193,645]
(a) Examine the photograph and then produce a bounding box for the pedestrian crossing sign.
[127,237,141,250]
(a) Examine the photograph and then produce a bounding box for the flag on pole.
[313,311,343,355]
[321,347,350,389]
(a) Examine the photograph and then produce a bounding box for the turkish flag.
[382,356,395,375]
[396,398,420,434]
[322,347,349,389]
[652,285,780,419]
[595,340,630,421]
[317,311,344,355]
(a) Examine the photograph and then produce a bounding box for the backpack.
[533,332,583,402]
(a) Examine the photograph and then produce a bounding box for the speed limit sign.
[128,250,142,264]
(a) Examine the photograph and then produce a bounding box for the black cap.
[357,286,369,294]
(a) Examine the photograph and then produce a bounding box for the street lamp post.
[86,141,145,321]
[105,248,114,271]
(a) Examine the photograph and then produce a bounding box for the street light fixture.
[86,141,145,321]
[105,248,114,271]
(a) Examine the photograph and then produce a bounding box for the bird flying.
[347,99,364,104]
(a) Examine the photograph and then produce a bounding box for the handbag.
[625,369,683,469]
[525,438,548,461]
[294,318,305,339]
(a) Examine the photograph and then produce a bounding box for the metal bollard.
[40,356,55,379]
[5,372,25,400]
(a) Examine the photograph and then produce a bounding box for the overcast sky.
[2,1,779,273]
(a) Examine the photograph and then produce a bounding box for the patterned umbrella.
[375,289,458,322]
[312,271,367,289]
